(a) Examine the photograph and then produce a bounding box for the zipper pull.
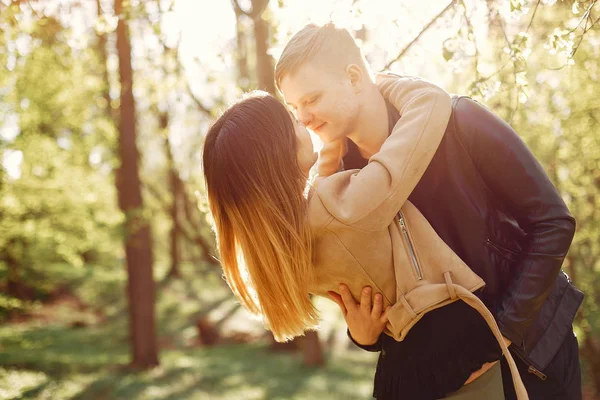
[527,366,547,380]
[399,214,406,231]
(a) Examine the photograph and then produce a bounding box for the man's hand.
[328,284,390,346]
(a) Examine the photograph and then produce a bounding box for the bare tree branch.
[459,0,480,78]
[144,182,219,266]
[570,0,597,34]
[522,0,541,39]
[143,4,214,118]
[178,223,221,266]
[185,78,213,117]
[138,6,218,268]
[590,14,600,30]
[569,1,599,59]
[384,0,458,70]
[545,1,599,70]
[231,0,269,20]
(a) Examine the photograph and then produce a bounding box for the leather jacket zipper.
[512,348,547,380]
[398,211,423,280]
[485,238,520,261]
[528,365,548,380]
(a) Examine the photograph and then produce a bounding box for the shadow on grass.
[69,344,376,400]
[17,380,55,399]
[0,324,129,377]
[2,321,376,400]
[1,265,376,399]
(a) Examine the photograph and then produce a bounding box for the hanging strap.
[451,283,529,400]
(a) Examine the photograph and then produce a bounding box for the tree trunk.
[251,0,276,94]
[161,112,182,279]
[114,0,159,369]
[5,239,25,300]
[584,336,600,397]
[268,335,299,352]
[234,5,250,91]
[95,0,115,122]
[167,161,182,279]
[301,330,325,367]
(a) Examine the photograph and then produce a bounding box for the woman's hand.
[316,139,347,177]
[328,284,390,346]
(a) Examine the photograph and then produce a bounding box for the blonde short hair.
[275,23,371,92]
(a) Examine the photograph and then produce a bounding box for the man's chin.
[316,128,345,144]
[313,122,327,135]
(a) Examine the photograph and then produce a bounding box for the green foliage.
[446,3,600,391]
[487,3,600,349]
[1,0,599,395]
[0,292,28,315]
[0,6,122,314]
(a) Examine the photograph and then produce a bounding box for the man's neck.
[347,87,389,159]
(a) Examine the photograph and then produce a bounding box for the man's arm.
[453,97,576,348]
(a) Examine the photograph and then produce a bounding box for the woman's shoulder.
[307,185,334,232]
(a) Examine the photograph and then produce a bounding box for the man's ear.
[345,64,363,93]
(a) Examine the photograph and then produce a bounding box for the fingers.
[339,284,358,313]
[337,284,388,326]
[360,286,372,314]
[371,293,383,318]
[327,291,347,316]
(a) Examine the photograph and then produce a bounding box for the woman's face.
[292,114,318,177]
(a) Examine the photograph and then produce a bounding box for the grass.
[0,262,378,400]
[7,261,596,399]
[0,329,377,400]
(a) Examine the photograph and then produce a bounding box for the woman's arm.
[316,75,451,231]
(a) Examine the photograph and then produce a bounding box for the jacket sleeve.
[316,75,451,232]
[347,329,382,352]
[452,97,576,347]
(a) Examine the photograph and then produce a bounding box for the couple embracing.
[202,23,583,400]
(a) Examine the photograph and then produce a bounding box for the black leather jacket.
[343,94,584,374]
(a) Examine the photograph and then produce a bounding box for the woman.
[202,75,527,400]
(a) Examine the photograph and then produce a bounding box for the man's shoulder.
[446,96,495,140]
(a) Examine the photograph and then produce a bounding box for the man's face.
[280,63,361,143]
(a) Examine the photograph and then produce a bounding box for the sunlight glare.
[169,0,458,88]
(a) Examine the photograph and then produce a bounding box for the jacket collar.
[386,98,400,136]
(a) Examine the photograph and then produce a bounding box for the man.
[276,23,584,399]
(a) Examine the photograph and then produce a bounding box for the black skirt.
[373,300,502,400]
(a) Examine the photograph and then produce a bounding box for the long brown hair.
[202,92,318,342]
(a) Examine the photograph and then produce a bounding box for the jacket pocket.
[485,238,520,263]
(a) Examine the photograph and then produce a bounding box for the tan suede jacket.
[307,74,528,399]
